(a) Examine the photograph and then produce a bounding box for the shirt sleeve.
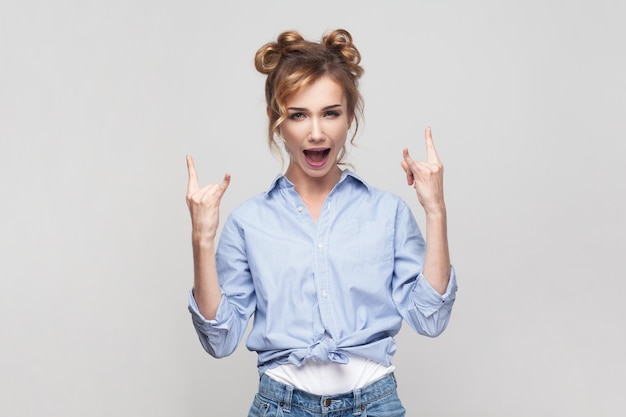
[391,200,458,337]
[187,215,256,358]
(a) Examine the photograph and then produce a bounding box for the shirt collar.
[264,169,371,197]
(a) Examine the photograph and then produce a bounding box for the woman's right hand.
[185,155,231,242]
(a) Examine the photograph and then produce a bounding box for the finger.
[198,173,232,200]
[425,127,441,164]
[400,160,414,184]
[186,155,199,192]
[401,148,414,185]
[217,173,231,197]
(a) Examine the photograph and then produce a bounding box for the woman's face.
[279,75,351,185]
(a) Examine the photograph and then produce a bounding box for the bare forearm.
[422,209,451,295]
[192,236,222,320]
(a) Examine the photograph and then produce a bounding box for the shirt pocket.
[346,218,394,265]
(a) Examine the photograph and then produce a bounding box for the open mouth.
[303,148,331,166]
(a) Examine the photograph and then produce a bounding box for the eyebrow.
[287,104,343,112]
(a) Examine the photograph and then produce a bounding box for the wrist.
[424,204,447,218]
[192,231,217,247]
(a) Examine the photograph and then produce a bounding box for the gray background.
[1,1,624,416]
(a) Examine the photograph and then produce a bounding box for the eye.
[324,110,341,118]
[288,112,306,120]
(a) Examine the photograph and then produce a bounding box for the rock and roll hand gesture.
[401,127,446,215]
[185,155,231,242]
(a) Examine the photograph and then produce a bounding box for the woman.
[186,29,457,417]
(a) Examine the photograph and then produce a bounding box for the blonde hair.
[254,29,364,166]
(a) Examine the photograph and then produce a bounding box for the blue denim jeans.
[248,373,406,417]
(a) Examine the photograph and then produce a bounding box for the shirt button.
[296,206,304,212]
[318,243,325,249]
[322,290,328,298]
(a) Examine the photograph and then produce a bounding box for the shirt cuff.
[412,265,458,317]
[187,289,232,331]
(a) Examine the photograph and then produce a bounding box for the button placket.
[313,196,337,337]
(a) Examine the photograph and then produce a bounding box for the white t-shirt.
[265,356,395,395]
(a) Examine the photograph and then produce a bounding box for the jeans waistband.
[257,372,398,415]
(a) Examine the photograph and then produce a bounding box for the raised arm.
[400,127,450,294]
[185,155,231,319]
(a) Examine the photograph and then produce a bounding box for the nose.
[309,117,324,142]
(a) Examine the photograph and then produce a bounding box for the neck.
[285,166,343,199]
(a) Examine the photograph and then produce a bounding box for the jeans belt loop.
[353,387,363,415]
[281,384,293,412]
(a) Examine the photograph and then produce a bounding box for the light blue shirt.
[188,170,458,375]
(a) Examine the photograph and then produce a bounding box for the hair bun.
[254,31,306,75]
[323,29,363,78]
[254,43,280,75]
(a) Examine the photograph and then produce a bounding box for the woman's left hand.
[401,127,446,215]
